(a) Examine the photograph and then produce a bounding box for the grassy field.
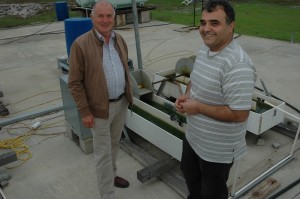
[146,0,300,42]
[0,0,300,42]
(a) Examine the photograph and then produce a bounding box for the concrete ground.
[0,20,300,199]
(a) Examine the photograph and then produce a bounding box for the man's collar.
[94,30,115,42]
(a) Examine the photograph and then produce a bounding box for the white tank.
[76,0,148,8]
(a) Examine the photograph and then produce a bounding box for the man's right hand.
[82,115,94,128]
[175,95,188,113]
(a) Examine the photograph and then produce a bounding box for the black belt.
[109,93,124,102]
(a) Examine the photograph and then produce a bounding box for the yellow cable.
[0,128,33,168]
[0,119,64,168]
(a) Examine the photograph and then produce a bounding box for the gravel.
[0,3,53,18]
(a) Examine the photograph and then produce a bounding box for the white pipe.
[290,123,300,156]
[0,187,7,199]
[263,100,300,121]
[233,155,293,198]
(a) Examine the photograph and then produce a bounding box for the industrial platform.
[0,20,300,199]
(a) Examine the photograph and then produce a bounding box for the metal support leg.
[0,187,7,199]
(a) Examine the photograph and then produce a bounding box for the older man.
[68,0,133,198]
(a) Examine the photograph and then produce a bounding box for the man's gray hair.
[91,0,116,17]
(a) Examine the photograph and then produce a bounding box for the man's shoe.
[0,101,9,116]
[114,176,129,188]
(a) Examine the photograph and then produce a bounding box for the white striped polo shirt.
[186,39,257,163]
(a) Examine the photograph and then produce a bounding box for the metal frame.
[0,187,7,199]
[230,102,300,198]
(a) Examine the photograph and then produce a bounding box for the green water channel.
[129,98,272,140]
[129,102,185,140]
[252,99,273,114]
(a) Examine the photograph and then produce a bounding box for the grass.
[146,0,300,42]
[0,0,80,28]
[0,11,80,29]
[0,1,80,28]
[235,3,299,41]
[1,0,300,42]
[0,0,66,2]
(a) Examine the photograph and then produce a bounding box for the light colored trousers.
[91,96,128,199]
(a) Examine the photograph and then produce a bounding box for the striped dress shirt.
[96,31,125,99]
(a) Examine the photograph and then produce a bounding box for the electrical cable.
[39,113,65,123]
[143,50,194,67]
[5,97,61,116]
[0,117,65,168]
[7,91,60,105]
[0,2,58,46]
[0,19,57,46]
[234,33,242,39]
[140,35,195,68]
[293,192,300,199]
[29,133,64,147]
[114,22,172,30]
[1,91,61,117]
[0,29,64,41]
[0,123,34,168]
[269,178,300,199]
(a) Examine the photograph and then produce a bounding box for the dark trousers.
[181,136,233,199]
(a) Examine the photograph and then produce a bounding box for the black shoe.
[114,176,129,188]
[0,101,9,116]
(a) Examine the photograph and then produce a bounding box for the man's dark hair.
[202,0,235,24]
